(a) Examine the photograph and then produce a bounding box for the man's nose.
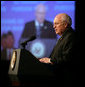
[53,25,56,29]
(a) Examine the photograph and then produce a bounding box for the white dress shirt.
[35,20,43,28]
[7,48,13,60]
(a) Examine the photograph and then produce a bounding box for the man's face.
[35,6,46,24]
[6,35,14,48]
[53,16,67,36]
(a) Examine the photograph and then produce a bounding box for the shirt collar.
[59,27,71,40]
[7,48,13,52]
[35,20,44,27]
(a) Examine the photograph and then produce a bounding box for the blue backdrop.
[1,1,75,58]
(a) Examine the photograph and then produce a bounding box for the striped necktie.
[36,24,41,38]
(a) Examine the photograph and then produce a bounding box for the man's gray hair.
[61,14,72,27]
[35,4,46,12]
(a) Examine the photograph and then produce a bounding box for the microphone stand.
[21,41,28,49]
[20,36,36,49]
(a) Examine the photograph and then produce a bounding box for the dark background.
[1,1,81,86]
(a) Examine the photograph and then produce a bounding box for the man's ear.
[64,22,68,28]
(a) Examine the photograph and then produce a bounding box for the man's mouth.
[55,29,57,31]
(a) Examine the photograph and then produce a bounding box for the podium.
[8,49,54,77]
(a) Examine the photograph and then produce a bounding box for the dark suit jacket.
[1,49,7,60]
[21,20,56,39]
[50,27,77,70]
[1,48,15,61]
[48,27,78,83]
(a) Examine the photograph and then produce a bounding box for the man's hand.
[39,57,51,63]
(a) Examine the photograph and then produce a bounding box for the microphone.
[21,36,36,48]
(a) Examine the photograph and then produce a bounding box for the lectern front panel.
[8,49,54,76]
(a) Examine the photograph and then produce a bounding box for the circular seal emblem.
[30,42,45,58]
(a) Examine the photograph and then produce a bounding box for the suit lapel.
[50,28,69,58]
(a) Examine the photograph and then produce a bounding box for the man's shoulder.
[68,28,75,38]
[1,49,7,57]
[44,20,53,25]
[25,20,35,26]
[25,20,53,25]
[64,27,75,37]
[62,28,76,44]
[1,49,6,53]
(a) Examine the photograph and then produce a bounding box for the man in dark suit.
[1,31,15,74]
[39,13,77,85]
[39,13,76,64]
[20,4,56,39]
[1,31,15,61]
